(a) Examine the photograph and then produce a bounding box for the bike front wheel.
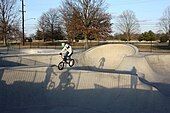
[69,59,75,67]
[58,61,64,70]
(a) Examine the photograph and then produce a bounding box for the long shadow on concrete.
[71,66,170,98]
[139,77,170,97]
[0,68,170,113]
[71,66,132,74]
[0,60,28,67]
[0,56,48,67]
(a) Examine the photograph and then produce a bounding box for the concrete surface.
[0,44,170,113]
[74,44,170,83]
[0,68,169,113]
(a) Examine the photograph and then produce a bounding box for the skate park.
[0,44,170,113]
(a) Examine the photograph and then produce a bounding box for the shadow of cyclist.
[57,68,75,91]
[98,57,105,69]
[44,66,53,89]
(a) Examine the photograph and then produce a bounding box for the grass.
[0,40,170,53]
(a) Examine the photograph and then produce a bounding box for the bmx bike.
[58,54,75,70]
[60,73,75,90]
[47,74,57,90]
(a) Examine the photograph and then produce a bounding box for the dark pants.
[64,52,73,61]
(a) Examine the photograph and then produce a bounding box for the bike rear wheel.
[58,61,64,70]
[68,82,75,88]
[69,59,75,67]
[48,82,55,90]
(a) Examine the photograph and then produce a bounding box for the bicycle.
[46,65,59,90]
[58,53,75,70]
[47,75,57,90]
[60,74,75,90]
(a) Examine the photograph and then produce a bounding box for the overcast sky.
[19,0,170,36]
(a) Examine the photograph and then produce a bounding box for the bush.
[139,30,156,41]
[28,38,32,42]
[120,36,127,41]
[138,35,144,41]
[159,34,168,42]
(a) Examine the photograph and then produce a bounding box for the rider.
[59,42,73,62]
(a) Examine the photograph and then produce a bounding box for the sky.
[18,0,170,36]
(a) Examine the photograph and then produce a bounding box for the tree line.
[0,0,170,46]
[0,0,21,45]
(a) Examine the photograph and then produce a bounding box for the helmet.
[61,43,65,47]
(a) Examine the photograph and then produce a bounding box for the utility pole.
[168,22,170,47]
[21,0,25,46]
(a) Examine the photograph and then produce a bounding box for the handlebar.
[59,53,65,59]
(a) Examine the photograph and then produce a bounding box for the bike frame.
[60,54,71,64]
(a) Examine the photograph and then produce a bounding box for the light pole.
[20,0,25,46]
[168,22,170,47]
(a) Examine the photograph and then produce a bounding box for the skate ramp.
[1,44,169,85]
[1,43,170,113]
[112,55,170,84]
[116,56,160,82]
[146,55,170,82]
[76,44,138,69]
[1,68,170,113]
[73,44,170,97]
[0,54,62,68]
[75,44,170,83]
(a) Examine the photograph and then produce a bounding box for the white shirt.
[60,44,73,56]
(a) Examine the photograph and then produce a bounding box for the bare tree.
[38,8,62,42]
[60,0,112,48]
[116,10,140,41]
[0,0,20,45]
[38,14,47,41]
[158,6,170,46]
[10,22,22,40]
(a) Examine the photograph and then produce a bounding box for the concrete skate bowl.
[74,44,170,97]
[0,68,170,113]
[77,44,138,69]
[140,54,170,97]
[0,54,61,68]
[145,55,170,82]
[0,44,170,113]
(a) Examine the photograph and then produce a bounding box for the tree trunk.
[43,29,45,42]
[51,24,54,43]
[126,32,130,43]
[84,34,89,50]
[3,34,7,46]
[168,29,170,47]
[127,35,130,43]
[150,41,152,52]
[97,38,99,45]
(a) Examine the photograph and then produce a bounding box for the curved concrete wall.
[76,44,138,69]
[1,44,170,84]
[74,44,170,84]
